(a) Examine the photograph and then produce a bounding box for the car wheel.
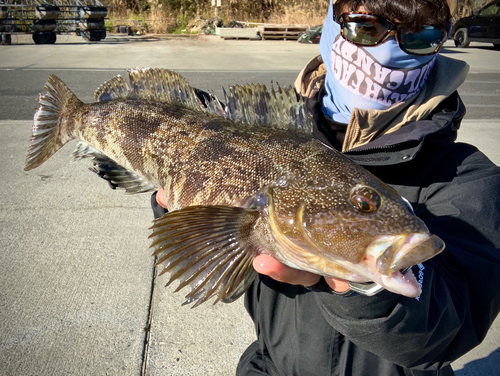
[454,28,470,48]
[32,31,56,44]
[82,30,102,42]
[1,33,12,45]
[32,32,41,44]
[493,44,500,50]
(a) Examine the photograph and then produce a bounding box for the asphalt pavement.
[0,34,499,376]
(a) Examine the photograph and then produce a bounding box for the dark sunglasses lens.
[342,14,390,46]
[399,27,444,55]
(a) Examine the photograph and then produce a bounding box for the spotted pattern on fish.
[25,68,445,304]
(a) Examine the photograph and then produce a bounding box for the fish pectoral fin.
[72,142,156,194]
[149,205,261,308]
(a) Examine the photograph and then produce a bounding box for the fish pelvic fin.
[149,206,261,308]
[72,141,157,194]
[224,83,314,134]
[25,75,83,171]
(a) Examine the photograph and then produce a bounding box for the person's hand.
[253,254,351,293]
[156,188,168,209]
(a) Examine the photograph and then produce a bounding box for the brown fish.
[25,68,444,306]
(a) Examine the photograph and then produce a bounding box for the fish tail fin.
[25,75,83,171]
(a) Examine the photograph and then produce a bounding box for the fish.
[25,67,445,307]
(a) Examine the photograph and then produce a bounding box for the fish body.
[26,68,445,306]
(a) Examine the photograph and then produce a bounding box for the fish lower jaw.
[378,268,422,298]
[271,234,373,281]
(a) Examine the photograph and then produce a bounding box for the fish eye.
[352,196,373,212]
[350,186,381,213]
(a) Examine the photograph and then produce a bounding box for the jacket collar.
[342,55,469,152]
[295,54,469,165]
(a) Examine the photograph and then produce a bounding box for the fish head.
[265,158,444,298]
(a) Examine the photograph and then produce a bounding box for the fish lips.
[374,233,445,276]
[364,233,444,297]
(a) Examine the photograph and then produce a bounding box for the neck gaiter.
[319,1,437,123]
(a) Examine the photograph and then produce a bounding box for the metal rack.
[0,0,109,45]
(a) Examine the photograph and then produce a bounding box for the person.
[153,0,500,374]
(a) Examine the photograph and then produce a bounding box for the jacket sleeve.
[314,143,500,370]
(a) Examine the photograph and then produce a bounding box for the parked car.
[450,0,500,49]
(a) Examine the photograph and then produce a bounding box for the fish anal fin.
[149,206,261,307]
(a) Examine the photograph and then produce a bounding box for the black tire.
[1,33,12,45]
[82,29,102,42]
[493,44,500,50]
[32,31,56,44]
[47,32,56,44]
[454,28,470,48]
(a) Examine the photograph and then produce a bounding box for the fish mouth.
[373,233,445,275]
[365,233,445,297]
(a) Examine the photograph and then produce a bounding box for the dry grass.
[106,0,329,34]
[106,0,494,34]
[263,4,329,26]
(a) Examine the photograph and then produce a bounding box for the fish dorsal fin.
[149,206,260,307]
[94,68,312,130]
[95,68,223,114]
[94,75,131,102]
[72,142,157,194]
[224,83,314,135]
[127,67,203,111]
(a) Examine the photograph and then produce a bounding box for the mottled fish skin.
[25,68,445,305]
[73,98,317,209]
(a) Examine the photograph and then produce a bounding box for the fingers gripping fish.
[25,68,445,307]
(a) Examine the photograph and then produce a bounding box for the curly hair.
[333,0,451,32]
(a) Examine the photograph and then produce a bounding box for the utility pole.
[211,0,221,17]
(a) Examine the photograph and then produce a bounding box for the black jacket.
[236,86,500,376]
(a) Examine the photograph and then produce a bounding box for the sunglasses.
[336,12,448,56]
